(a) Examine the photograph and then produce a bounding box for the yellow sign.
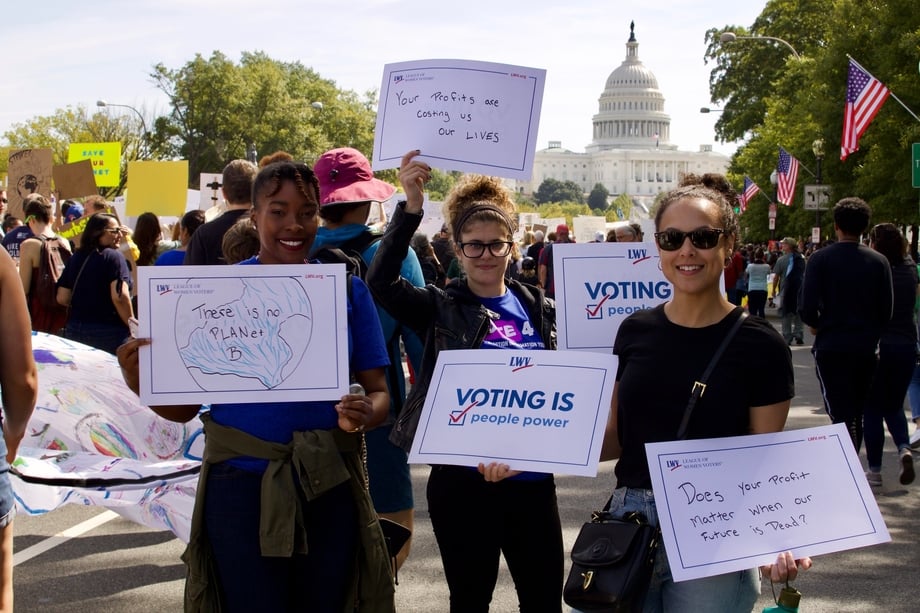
[68,142,122,188]
[126,160,188,217]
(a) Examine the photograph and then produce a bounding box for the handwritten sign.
[409,349,616,476]
[137,264,349,406]
[68,142,122,188]
[373,59,545,180]
[553,242,671,352]
[645,423,890,582]
[7,148,53,219]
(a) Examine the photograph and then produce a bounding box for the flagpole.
[848,54,920,123]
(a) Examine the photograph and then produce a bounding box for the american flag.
[776,147,799,206]
[841,59,889,161]
[738,176,761,212]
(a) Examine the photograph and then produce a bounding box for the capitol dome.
[587,22,672,152]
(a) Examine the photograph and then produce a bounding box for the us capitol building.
[516,23,729,210]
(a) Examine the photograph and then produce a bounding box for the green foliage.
[151,51,378,185]
[609,193,633,221]
[707,0,920,240]
[534,178,585,205]
[587,183,610,210]
[425,169,462,201]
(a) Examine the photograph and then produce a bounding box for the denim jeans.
[203,462,358,613]
[864,344,916,470]
[0,429,13,528]
[908,362,920,423]
[780,312,804,343]
[606,487,759,613]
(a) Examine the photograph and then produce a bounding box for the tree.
[609,193,633,220]
[3,105,146,198]
[534,178,584,204]
[151,51,378,184]
[425,169,462,201]
[587,183,610,210]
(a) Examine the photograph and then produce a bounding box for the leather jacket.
[366,203,556,452]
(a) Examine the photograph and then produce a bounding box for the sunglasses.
[654,228,725,251]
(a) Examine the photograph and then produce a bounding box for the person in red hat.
[311,147,425,570]
[537,223,573,299]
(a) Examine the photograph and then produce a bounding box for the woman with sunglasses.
[367,150,563,612]
[599,174,810,611]
[56,213,133,354]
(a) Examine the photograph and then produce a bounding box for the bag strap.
[69,251,94,302]
[676,310,748,440]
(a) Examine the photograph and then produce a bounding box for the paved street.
[13,310,918,612]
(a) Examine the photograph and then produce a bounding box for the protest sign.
[68,142,122,187]
[7,148,53,219]
[52,159,98,199]
[373,59,545,179]
[645,423,890,582]
[409,349,616,476]
[126,160,188,216]
[553,242,670,352]
[137,264,349,405]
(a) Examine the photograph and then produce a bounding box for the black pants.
[427,465,563,613]
[814,348,879,452]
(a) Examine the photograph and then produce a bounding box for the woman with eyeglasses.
[599,174,810,611]
[367,150,563,612]
[56,213,133,354]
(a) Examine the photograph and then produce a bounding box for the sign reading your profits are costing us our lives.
[409,349,617,476]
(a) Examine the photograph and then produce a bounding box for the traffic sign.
[913,143,920,189]
[803,185,830,211]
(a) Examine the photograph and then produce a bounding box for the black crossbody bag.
[563,311,747,612]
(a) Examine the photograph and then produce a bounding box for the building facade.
[518,23,729,209]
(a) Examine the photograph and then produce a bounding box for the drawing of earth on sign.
[175,277,312,390]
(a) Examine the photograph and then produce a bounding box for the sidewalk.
[393,308,918,612]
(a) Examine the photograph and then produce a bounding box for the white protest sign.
[646,423,890,582]
[373,59,546,179]
[553,242,671,352]
[409,349,616,476]
[137,264,349,405]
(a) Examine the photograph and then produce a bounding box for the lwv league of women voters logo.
[553,242,671,353]
[408,349,617,476]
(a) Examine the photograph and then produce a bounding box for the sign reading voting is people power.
[646,423,890,582]
[409,349,617,476]
[137,264,349,406]
[373,59,545,179]
[553,242,671,352]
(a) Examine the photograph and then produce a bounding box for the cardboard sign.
[7,148,53,219]
[126,160,189,217]
[52,160,99,199]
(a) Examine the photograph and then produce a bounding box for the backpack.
[309,230,382,278]
[34,236,71,310]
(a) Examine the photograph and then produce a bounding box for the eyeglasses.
[654,228,724,251]
[458,241,513,258]
[104,228,123,235]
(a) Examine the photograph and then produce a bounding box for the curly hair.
[251,161,320,208]
[443,175,518,242]
[655,172,739,240]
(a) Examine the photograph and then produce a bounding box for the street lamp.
[812,138,825,233]
[699,107,724,113]
[97,100,150,155]
[719,32,802,60]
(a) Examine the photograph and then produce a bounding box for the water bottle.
[762,584,801,612]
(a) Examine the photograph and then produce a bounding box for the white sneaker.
[900,449,915,486]
[910,428,920,449]
[865,470,883,487]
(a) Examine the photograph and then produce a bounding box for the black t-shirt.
[183,208,249,266]
[613,305,794,489]
[57,247,131,328]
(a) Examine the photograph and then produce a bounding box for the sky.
[1,0,767,160]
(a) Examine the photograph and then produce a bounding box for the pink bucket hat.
[314,148,396,206]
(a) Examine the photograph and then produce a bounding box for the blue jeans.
[908,362,920,423]
[606,488,759,613]
[0,429,13,528]
[864,344,916,470]
[203,462,358,613]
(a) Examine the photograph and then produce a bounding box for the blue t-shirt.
[2,225,33,259]
[154,249,186,266]
[478,290,548,481]
[209,260,389,471]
